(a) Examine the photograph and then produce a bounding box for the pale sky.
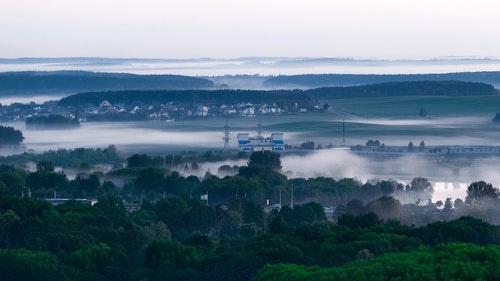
[1,0,500,59]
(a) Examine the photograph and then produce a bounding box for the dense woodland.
[263,71,500,88]
[58,89,310,107]
[0,71,214,95]
[25,114,81,129]
[1,73,500,279]
[0,148,499,280]
[0,125,24,146]
[58,81,498,108]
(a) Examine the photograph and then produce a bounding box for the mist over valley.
[4,1,500,279]
[1,60,500,219]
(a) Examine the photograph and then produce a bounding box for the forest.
[263,71,500,88]
[0,71,214,95]
[25,114,81,130]
[57,80,498,108]
[0,125,24,146]
[0,148,499,280]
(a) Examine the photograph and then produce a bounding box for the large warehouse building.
[237,132,285,152]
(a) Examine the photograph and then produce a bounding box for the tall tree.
[409,177,434,194]
[247,151,282,171]
[466,181,499,203]
[0,125,24,146]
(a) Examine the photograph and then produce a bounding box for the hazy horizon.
[2,56,500,76]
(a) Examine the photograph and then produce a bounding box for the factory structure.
[230,121,285,152]
[237,132,285,152]
[223,119,285,152]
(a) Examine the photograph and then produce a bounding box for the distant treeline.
[0,71,214,95]
[306,80,499,99]
[58,89,310,107]
[25,114,81,130]
[264,72,500,88]
[58,81,498,107]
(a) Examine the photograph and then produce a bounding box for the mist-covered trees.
[407,176,434,203]
[0,125,24,146]
[3,146,500,280]
[25,114,80,129]
[246,150,282,171]
[26,161,69,198]
[0,145,122,169]
[0,163,500,281]
[492,113,500,124]
[466,181,499,202]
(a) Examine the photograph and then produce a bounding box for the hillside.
[58,89,310,107]
[307,80,499,99]
[0,71,214,95]
[58,80,499,107]
[263,72,500,88]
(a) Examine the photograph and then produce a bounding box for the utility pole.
[342,119,346,145]
[279,187,282,209]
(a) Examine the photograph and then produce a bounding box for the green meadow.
[329,95,500,118]
[118,95,500,150]
[244,95,500,146]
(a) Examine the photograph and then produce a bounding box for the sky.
[1,0,500,59]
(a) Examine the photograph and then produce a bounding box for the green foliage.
[0,145,122,168]
[134,167,166,192]
[0,165,26,196]
[279,202,327,227]
[0,249,69,281]
[0,189,498,281]
[338,212,382,229]
[253,243,500,281]
[26,161,69,198]
[415,216,500,246]
[0,71,214,94]
[127,154,164,168]
[246,150,282,171]
[59,89,310,108]
[3,146,500,281]
[263,72,500,88]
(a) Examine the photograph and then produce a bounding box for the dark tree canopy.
[25,114,80,130]
[493,113,500,124]
[466,181,499,202]
[247,151,282,171]
[0,125,24,146]
[409,177,434,194]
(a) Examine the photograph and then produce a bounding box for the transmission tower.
[256,118,263,138]
[223,118,231,149]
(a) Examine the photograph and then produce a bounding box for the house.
[194,105,209,117]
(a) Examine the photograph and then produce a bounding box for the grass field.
[9,95,499,154]
[327,95,500,119]
[149,95,500,147]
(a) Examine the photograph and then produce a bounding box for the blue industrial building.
[237,132,285,152]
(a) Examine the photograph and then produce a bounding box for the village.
[0,97,323,123]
